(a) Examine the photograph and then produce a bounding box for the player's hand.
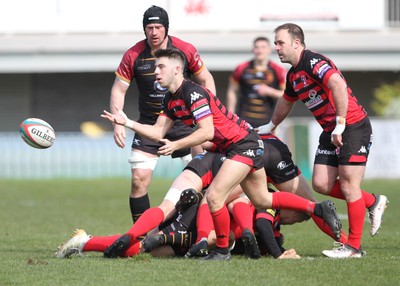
[255,122,276,134]
[256,84,275,97]
[101,107,127,126]
[113,124,126,148]
[157,138,177,156]
[331,116,346,147]
[278,248,301,259]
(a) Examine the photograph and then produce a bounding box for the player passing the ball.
[102,48,342,261]
[257,23,388,258]
[109,5,215,225]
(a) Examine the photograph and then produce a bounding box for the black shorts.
[314,117,373,167]
[263,137,300,184]
[132,120,192,158]
[225,130,265,170]
[184,151,226,189]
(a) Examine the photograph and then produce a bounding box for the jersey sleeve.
[231,62,248,83]
[186,86,213,123]
[306,51,338,87]
[115,41,144,85]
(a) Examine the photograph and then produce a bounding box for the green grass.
[0,178,399,286]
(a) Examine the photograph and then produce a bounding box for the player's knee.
[312,179,329,194]
[205,191,224,211]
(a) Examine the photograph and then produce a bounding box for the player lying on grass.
[56,188,300,259]
[56,189,205,258]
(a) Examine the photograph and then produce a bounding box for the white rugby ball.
[19,118,56,149]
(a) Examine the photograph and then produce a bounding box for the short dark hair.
[253,36,270,45]
[154,48,185,64]
[274,23,306,47]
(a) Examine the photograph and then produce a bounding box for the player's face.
[274,29,297,65]
[253,40,271,62]
[145,24,166,47]
[154,57,175,88]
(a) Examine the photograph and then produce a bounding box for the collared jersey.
[115,36,205,123]
[161,79,251,152]
[284,50,366,132]
[232,60,287,127]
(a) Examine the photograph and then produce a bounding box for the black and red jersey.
[161,79,251,152]
[232,60,286,127]
[115,36,205,124]
[284,50,367,132]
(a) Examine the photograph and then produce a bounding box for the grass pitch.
[0,178,399,286]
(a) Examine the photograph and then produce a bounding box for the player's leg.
[55,229,142,258]
[243,168,342,240]
[204,159,252,260]
[104,169,204,258]
[128,148,158,223]
[227,196,261,259]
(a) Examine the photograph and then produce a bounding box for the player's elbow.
[204,129,214,141]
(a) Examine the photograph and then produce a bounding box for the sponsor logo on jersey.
[315,148,337,156]
[358,146,367,154]
[137,63,152,71]
[190,91,203,104]
[305,90,323,109]
[310,58,320,68]
[277,160,292,170]
[132,138,141,146]
[243,149,255,157]
[317,63,331,79]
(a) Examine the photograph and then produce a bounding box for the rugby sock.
[123,239,142,257]
[164,232,194,248]
[311,214,348,243]
[211,206,230,249]
[347,197,365,250]
[126,207,164,240]
[195,203,214,243]
[130,194,150,223]
[83,235,121,252]
[271,192,315,214]
[232,202,254,232]
[328,180,376,208]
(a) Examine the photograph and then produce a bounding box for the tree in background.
[371,77,400,118]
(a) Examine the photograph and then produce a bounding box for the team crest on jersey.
[190,91,203,104]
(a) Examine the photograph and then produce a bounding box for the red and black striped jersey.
[161,79,251,152]
[232,60,287,127]
[115,36,205,124]
[284,50,366,132]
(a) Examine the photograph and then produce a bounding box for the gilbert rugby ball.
[19,118,56,149]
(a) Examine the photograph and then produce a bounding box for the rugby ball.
[19,118,56,149]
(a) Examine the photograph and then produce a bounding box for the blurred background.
[1,0,400,179]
